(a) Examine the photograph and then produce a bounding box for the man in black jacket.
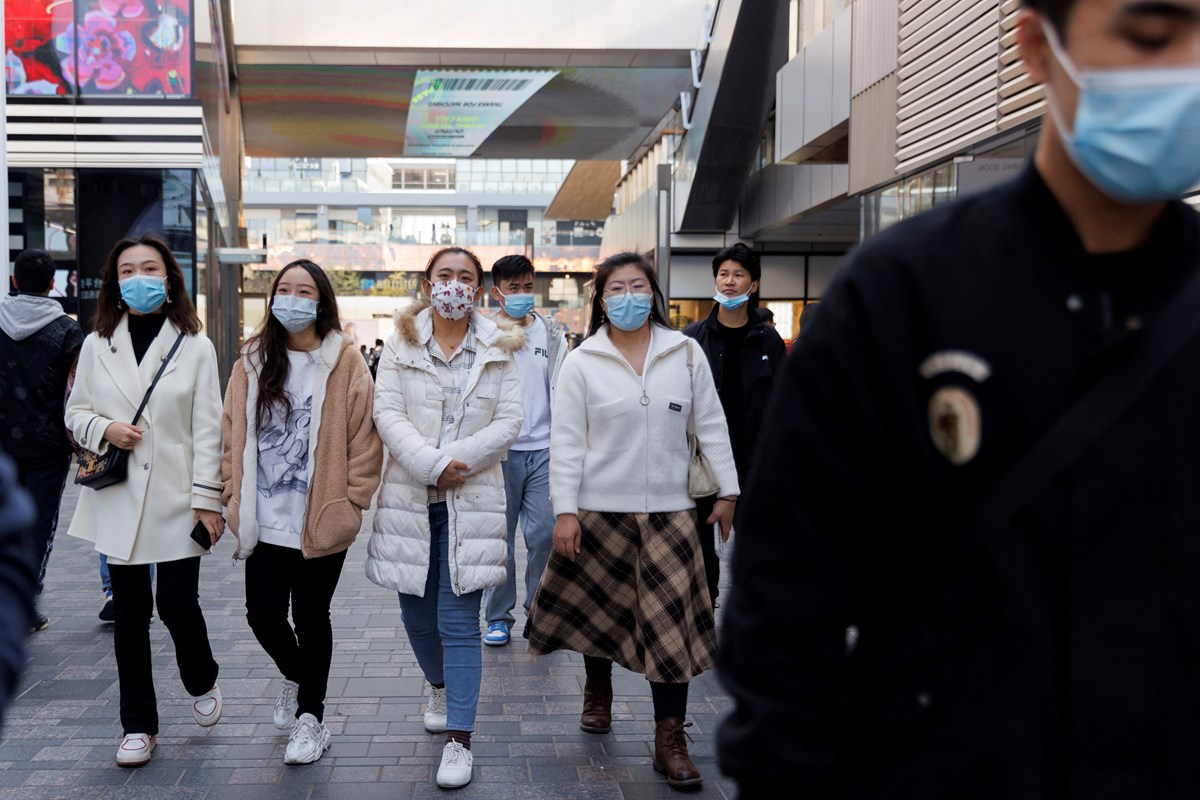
[0,449,34,722]
[718,0,1200,797]
[0,250,84,631]
[682,244,786,605]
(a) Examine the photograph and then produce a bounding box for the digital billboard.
[404,69,557,157]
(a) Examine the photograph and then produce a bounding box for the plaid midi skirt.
[526,509,716,683]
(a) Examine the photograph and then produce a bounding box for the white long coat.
[365,304,523,597]
[66,316,223,565]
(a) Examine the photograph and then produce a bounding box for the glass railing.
[248,228,603,249]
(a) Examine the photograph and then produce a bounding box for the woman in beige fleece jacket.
[221,259,382,767]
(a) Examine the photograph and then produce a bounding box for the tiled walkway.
[0,482,738,799]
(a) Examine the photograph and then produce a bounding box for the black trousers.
[693,494,720,607]
[583,656,689,721]
[245,542,347,722]
[108,556,219,735]
[14,456,70,597]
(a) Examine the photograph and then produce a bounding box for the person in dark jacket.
[0,448,35,722]
[0,249,84,631]
[718,1,1200,797]
[682,244,785,605]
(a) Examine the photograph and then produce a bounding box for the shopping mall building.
[9,0,1184,379]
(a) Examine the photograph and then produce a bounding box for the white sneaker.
[424,685,448,733]
[273,679,299,729]
[116,733,155,767]
[436,740,473,788]
[284,712,331,765]
[191,684,222,727]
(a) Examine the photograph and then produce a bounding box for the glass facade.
[8,167,196,329]
[861,130,1039,240]
[861,162,957,240]
[242,157,573,196]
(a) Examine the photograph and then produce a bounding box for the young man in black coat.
[718,0,1200,797]
[0,250,84,630]
[682,244,786,606]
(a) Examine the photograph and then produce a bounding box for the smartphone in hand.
[190,520,212,551]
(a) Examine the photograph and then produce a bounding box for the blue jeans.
[397,502,483,732]
[484,448,553,627]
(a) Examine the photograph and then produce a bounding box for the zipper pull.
[640,392,649,406]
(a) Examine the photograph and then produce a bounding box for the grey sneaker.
[273,679,299,729]
[284,713,331,765]
[424,685,448,733]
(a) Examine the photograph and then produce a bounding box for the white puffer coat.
[365,302,524,597]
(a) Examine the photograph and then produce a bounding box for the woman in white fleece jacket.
[526,252,738,791]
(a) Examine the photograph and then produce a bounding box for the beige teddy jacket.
[221,331,383,559]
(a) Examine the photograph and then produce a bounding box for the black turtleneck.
[127,313,167,365]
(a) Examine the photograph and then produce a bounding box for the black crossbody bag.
[75,333,186,490]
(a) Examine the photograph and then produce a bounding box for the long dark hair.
[245,259,341,432]
[92,236,202,338]
[586,252,671,338]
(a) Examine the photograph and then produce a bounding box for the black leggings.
[109,556,219,735]
[245,542,347,722]
[583,656,688,721]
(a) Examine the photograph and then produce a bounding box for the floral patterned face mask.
[429,279,476,321]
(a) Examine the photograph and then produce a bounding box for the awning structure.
[544,161,622,220]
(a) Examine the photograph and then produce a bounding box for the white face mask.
[429,279,476,320]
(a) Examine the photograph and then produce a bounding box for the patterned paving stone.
[0,482,740,798]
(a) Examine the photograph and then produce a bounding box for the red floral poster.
[5,0,73,95]
[5,0,191,97]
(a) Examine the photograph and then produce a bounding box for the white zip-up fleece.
[549,325,739,516]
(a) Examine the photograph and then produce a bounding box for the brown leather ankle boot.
[653,717,703,788]
[579,677,613,733]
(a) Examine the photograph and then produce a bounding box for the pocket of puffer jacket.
[311,497,364,550]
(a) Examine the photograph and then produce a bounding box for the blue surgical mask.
[119,275,168,314]
[713,291,750,311]
[1042,19,1200,204]
[604,292,653,331]
[498,290,536,318]
[271,294,318,333]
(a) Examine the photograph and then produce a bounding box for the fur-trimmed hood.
[393,298,525,353]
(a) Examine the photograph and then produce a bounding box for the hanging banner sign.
[404,69,558,157]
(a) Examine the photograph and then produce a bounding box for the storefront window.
[5,0,193,97]
[863,161,960,239]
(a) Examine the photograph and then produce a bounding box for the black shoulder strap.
[130,333,185,426]
[968,265,1200,537]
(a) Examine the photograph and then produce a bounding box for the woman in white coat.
[366,246,523,790]
[66,236,225,768]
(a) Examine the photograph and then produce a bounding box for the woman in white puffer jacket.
[365,246,523,790]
